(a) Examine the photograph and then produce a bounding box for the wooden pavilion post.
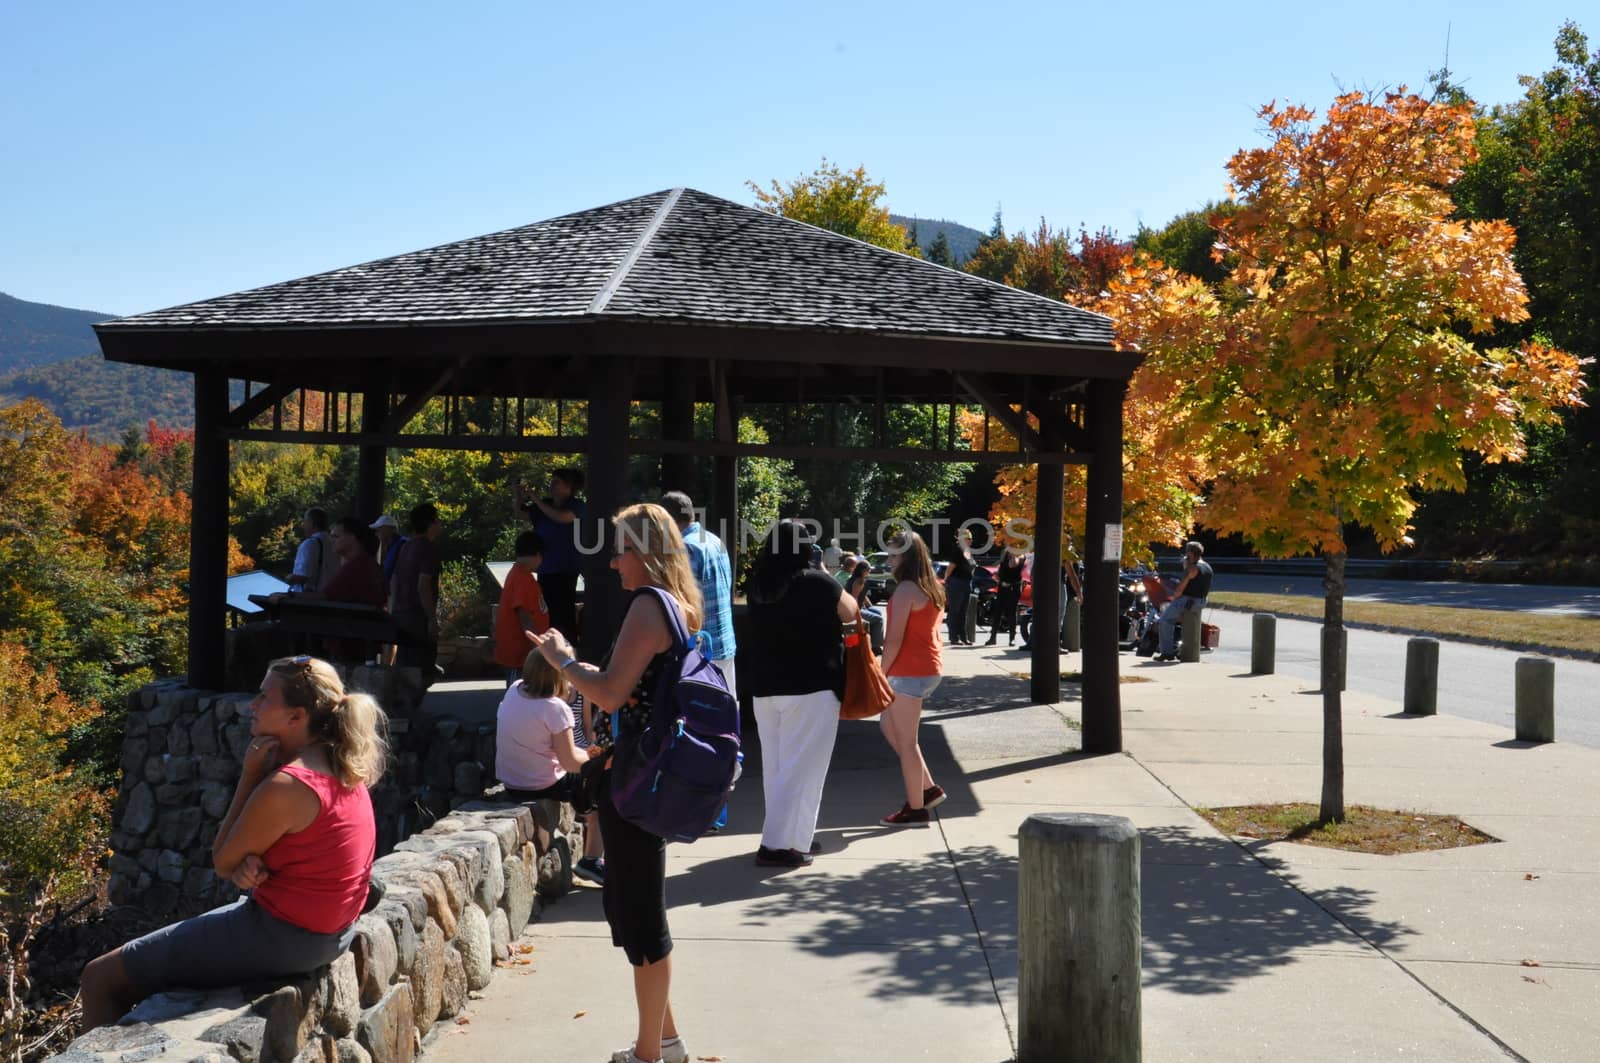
[1030,431,1064,704]
[1081,379,1126,754]
[711,360,739,574]
[356,387,387,520]
[188,370,230,690]
[579,357,633,662]
[661,368,695,496]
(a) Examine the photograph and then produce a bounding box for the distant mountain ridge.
[0,291,110,375]
[889,215,987,265]
[0,291,196,438]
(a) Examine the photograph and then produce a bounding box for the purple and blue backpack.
[609,587,742,843]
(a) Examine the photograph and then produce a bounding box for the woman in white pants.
[744,521,857,868]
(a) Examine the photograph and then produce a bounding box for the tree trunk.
[1319,551,1347,823]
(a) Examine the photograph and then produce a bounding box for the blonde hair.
[518,647,568,700]
[614,502,703,631]
[267,656,389,788]
[891,531,947,610]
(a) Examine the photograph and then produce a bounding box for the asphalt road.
[1201,608,1600,749]
[1214,573,1600,617]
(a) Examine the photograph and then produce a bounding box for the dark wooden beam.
[356,389,387,520]
[227,381,296,428]
[1081,379,1127,754]
[711,359,738,577]
[579,358,633,662]
[956,372,1044,453]
[661,365,696,494]
[189,371,230,690]
[1029,425,1065,705]
[385,358,468,432]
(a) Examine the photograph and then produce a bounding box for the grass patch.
[1209,591,1600,659]
[1197,802,1497,855]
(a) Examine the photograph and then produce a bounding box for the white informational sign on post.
[1102,523,1123,562]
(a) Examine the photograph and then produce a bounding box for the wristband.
[558,656,578,672]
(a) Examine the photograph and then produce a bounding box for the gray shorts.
[888,674,942,699]
[120,896,355,995]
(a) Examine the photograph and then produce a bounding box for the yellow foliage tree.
[749,159,916,254]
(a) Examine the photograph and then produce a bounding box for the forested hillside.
[0,355,195,437]
[0,291,109,374]
[889,214,986,264]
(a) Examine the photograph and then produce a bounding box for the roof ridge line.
[588,187,684,315]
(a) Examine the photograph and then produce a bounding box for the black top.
[947,549,975,581]
[745,570,846,699]
[594,588,676,749]
[1186,560,1214,599]
[997,554,1025,587]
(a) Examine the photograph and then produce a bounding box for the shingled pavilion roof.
[96,188,1128,399]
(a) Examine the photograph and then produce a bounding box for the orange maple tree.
[959,221,1208,559]
[1101,90,1589,821]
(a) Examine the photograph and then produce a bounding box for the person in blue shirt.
[516,469,588,637]
[659,491,737,694]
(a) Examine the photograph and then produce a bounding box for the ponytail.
[327,692,388,788]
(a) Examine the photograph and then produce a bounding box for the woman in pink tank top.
[81,655,387,1029]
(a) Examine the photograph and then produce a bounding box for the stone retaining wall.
[52,799,580,1063]
[106,668,495,922]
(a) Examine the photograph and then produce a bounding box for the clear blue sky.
[2,1,1586,317]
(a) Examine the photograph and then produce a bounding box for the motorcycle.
[1121,571,1161,654]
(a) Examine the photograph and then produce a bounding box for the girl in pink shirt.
[496,650,605,882]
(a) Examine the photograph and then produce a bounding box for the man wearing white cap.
[370,515,407,592]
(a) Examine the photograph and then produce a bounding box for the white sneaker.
[610,1036,688,1063]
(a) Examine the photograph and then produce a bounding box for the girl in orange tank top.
[878,532,948,827]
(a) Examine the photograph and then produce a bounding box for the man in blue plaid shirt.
[661,491,738,697]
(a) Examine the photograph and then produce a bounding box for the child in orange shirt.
[495,531,551,684]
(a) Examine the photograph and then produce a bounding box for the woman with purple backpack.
[530,502,701,1063]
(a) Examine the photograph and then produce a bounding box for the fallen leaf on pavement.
[573,1010,587,1020]
[1522,975,1546,985]
[1521,959,1541,967]
[1524,873,1540,881]
[455,1017,470,1025]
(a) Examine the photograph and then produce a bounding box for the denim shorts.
[120,896,354,996]
[888,674,942,699]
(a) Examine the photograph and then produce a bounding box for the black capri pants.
[598,774,671,967]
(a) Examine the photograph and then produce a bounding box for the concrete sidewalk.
[427,645,1599,1062]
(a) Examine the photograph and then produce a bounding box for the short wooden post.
[1061,599,1082,652]
[1250,614,1276,675]
[1179,610,1202,662]
[1019,813,1140,1063]
[964,593,979,645]
[1515,657,1555,743]
[1321,627,1347,691]
[1404,639,1439,716]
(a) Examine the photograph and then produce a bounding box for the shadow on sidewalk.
[1138,825,1416,995]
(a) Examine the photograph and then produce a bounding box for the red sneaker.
[880,804,930,827]
[922,785,947,810]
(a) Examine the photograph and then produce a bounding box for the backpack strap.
[641,586,692,653]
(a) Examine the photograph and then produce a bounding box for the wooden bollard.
[1320,627,1347,691]
[964,592,979,645]
[1251,614,1276,675]
[1515,657,1555,743]
[1179,610,1202,662]
[1061,599,1082,652]
[1404,639,1439,715]
[1019,813,1140,1063]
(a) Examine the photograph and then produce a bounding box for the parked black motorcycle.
[1120,571,1159,653]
